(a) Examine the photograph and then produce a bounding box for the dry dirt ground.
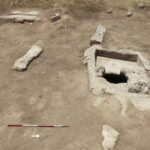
[0,8,150,150]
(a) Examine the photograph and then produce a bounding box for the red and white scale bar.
[8,124,69,128]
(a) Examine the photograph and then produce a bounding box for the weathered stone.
[126,11,132,17]
[90,25,107,45]
[106,9,113,13]
[51,13,61,22]
[0,15,41,23]
[12,45,43,71]
[102,125,119,150]
[138,3,145,9]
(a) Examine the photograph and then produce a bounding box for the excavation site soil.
[0,5,150,150]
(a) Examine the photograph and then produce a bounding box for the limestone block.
[0,15,41,23]
[102,125,119,150]
[10,10,40,16]
[12,45,43,71]
[90,25,107,45]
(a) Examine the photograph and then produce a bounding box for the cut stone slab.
[51,14,61,22]
[90,25,107,45]
[12,45,43,71]
[0,15,41,23]
[102,125,119,150]
[10,10,40,16]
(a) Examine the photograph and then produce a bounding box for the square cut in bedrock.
[85,48,150,95]
[95,50,138,84]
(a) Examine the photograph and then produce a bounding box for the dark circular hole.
[103,73,128,84]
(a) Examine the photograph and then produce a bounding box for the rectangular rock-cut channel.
[96,49,139,75]
[96,49,138,62]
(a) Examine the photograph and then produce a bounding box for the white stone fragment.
[12,45,43,71]
[90,24,107,45]
[102,125,119,150]
[126,11,132,17]
[31,134,40,138]
[0,15,41,23]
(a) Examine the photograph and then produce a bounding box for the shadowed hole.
[103,73,128,84]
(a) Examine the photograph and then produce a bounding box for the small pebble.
[126,11,132,17]
[31,134,40,138]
